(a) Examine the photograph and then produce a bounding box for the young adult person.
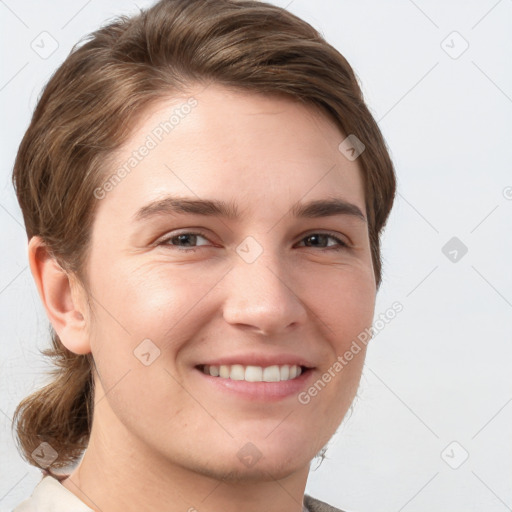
[11,1,396,510]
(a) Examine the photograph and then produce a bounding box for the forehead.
[94,84,366,223]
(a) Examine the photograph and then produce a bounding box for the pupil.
[177,234,195,246]
[308,234,325,247]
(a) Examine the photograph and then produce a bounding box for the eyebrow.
[133,196,366,223]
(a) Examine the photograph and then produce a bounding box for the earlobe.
[28,236,91,355]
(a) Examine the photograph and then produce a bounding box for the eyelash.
[157,231,349,252]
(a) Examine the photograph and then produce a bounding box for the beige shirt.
[13,474,346,512]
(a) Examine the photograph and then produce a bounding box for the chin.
[195,454,310,483]
[175,437,314,483]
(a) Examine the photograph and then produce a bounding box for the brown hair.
[11,0,396,473]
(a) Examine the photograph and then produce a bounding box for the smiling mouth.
[196,363,310,382]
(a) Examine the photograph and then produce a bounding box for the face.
[80,84,376,481]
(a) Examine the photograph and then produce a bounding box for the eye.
[296,232,349,251]
[158,231,211,252]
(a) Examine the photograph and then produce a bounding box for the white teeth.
[230,364,245,380]
[263,365,280,382]
[201,363,304,382]
[245,366,263,382]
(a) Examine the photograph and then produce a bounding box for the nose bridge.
[222,235,306,334]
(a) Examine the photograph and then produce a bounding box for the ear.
[28,236,91,355]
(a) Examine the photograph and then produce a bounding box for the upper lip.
[196,354,315,369]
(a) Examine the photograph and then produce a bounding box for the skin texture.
[29,84,376,512]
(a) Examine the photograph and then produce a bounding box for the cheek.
[121,264,222,341]
[86,261,224,386]
[304,264,376,344]
[90,259,212,332]
[85,265,197,423]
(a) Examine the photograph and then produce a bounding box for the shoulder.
[304,493,350,512]
[12,475,93,512]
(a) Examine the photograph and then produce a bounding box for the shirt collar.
[13,475,93,512]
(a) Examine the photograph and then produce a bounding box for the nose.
[221,251,307,336]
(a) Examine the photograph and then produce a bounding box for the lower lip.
[194,367,314,402]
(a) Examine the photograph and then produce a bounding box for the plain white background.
[1,1,511,511]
